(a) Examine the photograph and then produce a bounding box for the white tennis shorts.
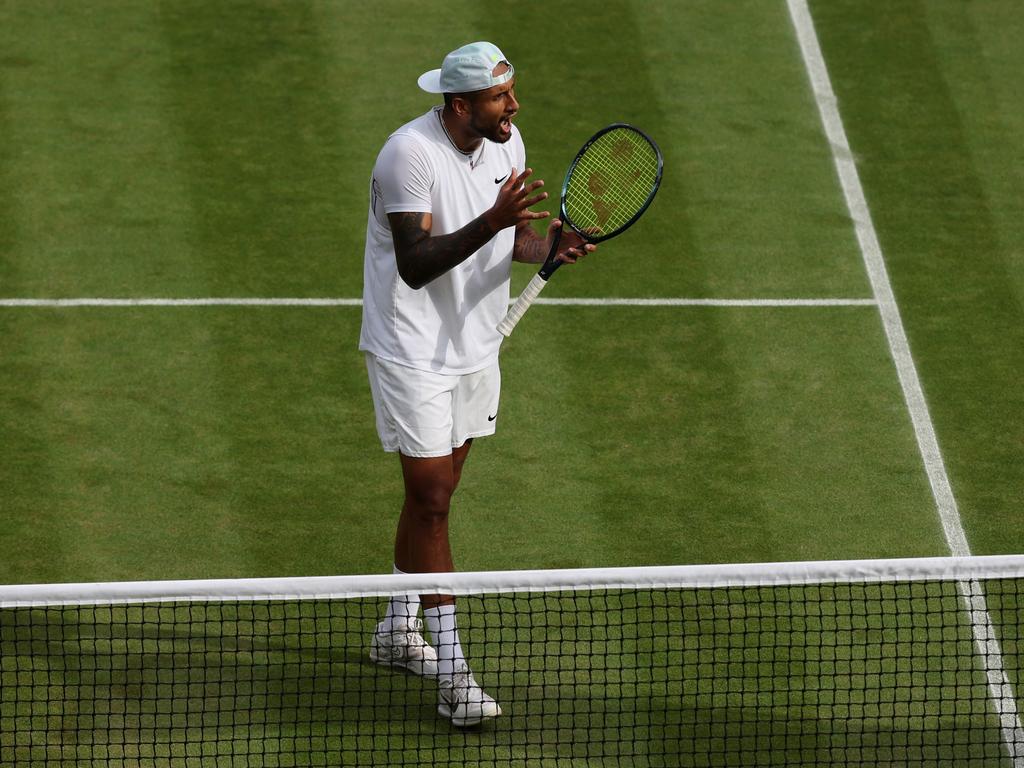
[365,353,501,458]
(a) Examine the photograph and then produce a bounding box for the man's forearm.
[512,222,549,264]
[391,212,497,289]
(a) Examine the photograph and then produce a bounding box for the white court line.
[0,297,875,308]
[0,298,363,307]
[787,0,1024,761]
[531,297,876,307]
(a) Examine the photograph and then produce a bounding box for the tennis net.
[1,556,1023,767]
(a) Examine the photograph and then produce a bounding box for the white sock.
[381,564,420,632]
[423,603,467,680]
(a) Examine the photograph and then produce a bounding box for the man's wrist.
[481,210,502,236]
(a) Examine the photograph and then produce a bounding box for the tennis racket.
[497,123,663,337]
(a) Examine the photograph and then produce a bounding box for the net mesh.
[1,558,1022,767]
[563,127,660,237]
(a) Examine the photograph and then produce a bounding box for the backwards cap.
[417,41,514,94]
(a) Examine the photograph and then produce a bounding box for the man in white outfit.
[359,41,593,726]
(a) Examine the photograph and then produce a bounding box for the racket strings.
[564,129,660,237]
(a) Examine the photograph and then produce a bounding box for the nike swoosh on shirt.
[494,173,510,184]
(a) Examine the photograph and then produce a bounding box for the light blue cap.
[417,41,514,94]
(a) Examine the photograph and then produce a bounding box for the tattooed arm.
[389,211,496,290]
[389,168,549,290]
[513,219,596,265]
[511,221,549,264]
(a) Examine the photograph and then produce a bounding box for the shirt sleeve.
[373,133,434,216]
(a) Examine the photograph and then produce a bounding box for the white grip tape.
[497,272,549,336]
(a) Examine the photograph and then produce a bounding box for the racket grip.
[497,272,549,337]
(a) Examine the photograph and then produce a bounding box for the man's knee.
[400,452,463,525]
[404,479,455,521]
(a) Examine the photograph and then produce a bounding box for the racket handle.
[497,272,549,337]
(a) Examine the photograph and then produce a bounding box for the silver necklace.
[436,107,485,169]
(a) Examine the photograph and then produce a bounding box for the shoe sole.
[437,702,501,728]
[369,649,438,678]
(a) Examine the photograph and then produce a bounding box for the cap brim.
[417,69,443,93]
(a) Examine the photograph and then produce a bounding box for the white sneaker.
[437,663,502,727]
[369,618,439,677]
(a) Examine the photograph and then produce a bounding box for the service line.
[0,297,876,308]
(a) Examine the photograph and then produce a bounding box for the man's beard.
[470,112,512,144]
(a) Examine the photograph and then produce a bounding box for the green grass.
[1,584,1013,767]
[812,0,1024,557]
[1,0,1023,765]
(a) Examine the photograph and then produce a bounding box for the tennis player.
[359,41,593,726]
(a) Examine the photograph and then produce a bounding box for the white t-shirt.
[359,106,527,374]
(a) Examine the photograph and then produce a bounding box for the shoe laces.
[397,618,430,649]
[442,664,477,699]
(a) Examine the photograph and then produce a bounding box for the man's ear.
[450,95,473,118]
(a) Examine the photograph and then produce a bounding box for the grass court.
[1,1,1022,765]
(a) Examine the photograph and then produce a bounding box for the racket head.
[559,124,663,243]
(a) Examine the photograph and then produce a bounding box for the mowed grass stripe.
[0,5,245,580]
[811,0,1024,558]
[0,309,248,582]
[0,309,385,584]
[0,46,19,289]
[1,12,68,577]
[481,308,943,571]
[630,0,871,300]
[155,0,354,298]
[0,2,198,298]
[904,0,1024,557]
[145,2,401,579]
[793,0,968,555]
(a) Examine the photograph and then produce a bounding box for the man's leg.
[393,439,472,582]
[370,442,471,678]
[375,440,472,648]
[390,441,500,726]
[394,441,469,679]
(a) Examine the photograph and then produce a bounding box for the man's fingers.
[505,167,533,190]
[515,167,534,184]
[503,169,545,200]
[558,242,595,262]
[511,179,545,202]
[494,168,552,226]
